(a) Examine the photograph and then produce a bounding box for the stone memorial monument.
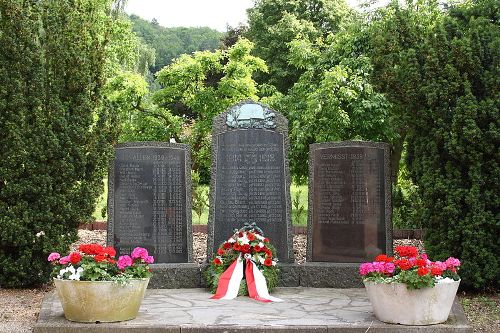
[107,142,193,263]
[307,141,392,262]
[207,101,293,262]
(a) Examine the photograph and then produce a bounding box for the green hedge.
[0,0,119,287]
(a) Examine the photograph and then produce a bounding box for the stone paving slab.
[34,288,472,333]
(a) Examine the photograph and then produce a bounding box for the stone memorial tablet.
[207,101,293,262]
[307,141,391,262]
[107,142,192,263]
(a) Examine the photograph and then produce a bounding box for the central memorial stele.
[207,101,293,262]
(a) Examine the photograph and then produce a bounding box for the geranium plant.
[48,244,154,282]
[205,224,279,295]
[360,246,460,289]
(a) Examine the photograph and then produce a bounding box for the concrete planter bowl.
[364,279,460,325]
[54,278,149,323]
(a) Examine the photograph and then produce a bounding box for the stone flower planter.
[364,279,460,325]
[54,278,149,322]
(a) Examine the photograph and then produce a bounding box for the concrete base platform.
[34,288,472,333]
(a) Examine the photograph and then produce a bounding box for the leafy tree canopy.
[246,0,353,92]
[129,14,222,73]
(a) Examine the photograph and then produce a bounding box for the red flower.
[241,244,251,253]
[247,233,255,241]
[213,258,222,265]
[263,238,269,243]
[417,267,430,276]
[375,254,395,263]
[264,258,273,267]
[253,245,261,252]
[431,266,443,276]
[395,246,418,258]
[69,252,81,264]
[416,259,426,267]
[233,243,241,251]
[223,242,232,250]
[103,246,116,258]
[217,248,225,256]
[396,259,412,270]
[265,248,273,257]
[238,232,244,238]
[94,254,106,263]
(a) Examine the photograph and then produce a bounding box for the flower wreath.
[205,224,281,302]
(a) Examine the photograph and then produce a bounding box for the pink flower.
[359,263,374,276]
[59,256,70,264]
[372,261,385,273]
[433,261,447,271]
[145,256,154,264]
[131,247,149,260]
[117,255,133,270]
[445,257,460,269]
[47,252,60,262]
[384,262,395,274]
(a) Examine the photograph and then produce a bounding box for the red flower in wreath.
[233,243,241,251]
[264,258,273,267]
[241,244,251,253]
[217,248,225,256]
[213,258,222,265]
[223,242,232,250]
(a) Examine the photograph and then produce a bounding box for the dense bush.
[0,0,119,287]
[407,1,499,289]
[369,0,498,289]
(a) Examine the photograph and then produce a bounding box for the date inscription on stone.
[108,145,189,263]
[310,144,389,262]
[213,129,288,259]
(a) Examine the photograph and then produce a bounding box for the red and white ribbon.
[210,254,243,300]
[211,254,283,302]
[245,258,283,303]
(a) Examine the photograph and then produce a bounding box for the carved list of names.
[110,146,188,263]
[213,129,287,258]
[311,145,387,262]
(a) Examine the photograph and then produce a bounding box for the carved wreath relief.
[226,103,276,129]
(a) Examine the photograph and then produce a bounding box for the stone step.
[34,287,472,333]
[148,263,364,289]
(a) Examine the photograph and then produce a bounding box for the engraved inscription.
[311,145,387,262]
[111,147,188,263]
[213,130,287,258]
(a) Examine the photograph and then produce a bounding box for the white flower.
[239,235,250,245]
[272,261,277,266]
[169,138,176,143]
[259,257,265,265]
[228,238,236,243]
[35,231,45,238]
[255,234,265,241]
[258,242,264,248]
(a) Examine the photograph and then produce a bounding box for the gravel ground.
[0,230,496,333]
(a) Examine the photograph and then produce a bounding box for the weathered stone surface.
[299,263,363,288]
[307,141,392,262]
[148,263,201,289]
[107,142,193,263]
[277,263,300,287]
[207,101,293,262]
[35,288,472,333]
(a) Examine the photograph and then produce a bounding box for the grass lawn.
[94,181,309,226]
